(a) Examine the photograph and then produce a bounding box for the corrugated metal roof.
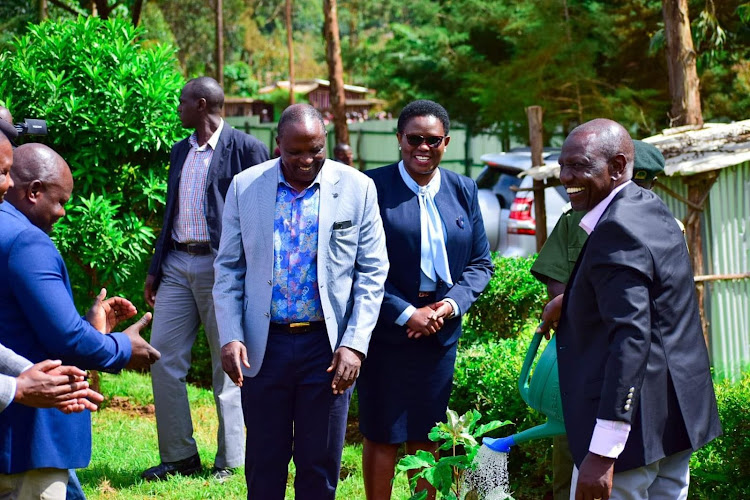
[643,120,750,176]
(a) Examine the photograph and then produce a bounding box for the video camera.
[14,118,47,138]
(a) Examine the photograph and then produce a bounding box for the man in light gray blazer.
[213,104,388,500]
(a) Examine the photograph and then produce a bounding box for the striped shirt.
[172,120,224,243]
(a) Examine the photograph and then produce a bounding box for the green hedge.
[462,254,546,343]
[689,374,750,498]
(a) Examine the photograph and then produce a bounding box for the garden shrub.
[462,254,546,343]
[689,374,750,498]
[451,329,552,499]
[0,16,184,310]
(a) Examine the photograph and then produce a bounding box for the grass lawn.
[80,371,413,499]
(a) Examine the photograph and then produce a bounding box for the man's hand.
[86,288,138,334]
[537,294,564,340]
[327,346,363,394]
[144,274,157,308]
[221,341,250,387]
[405,306,444,339]
[429,300,454,319]
[14,360,103,413]
[123,312,160,370]
[575,452,615,500]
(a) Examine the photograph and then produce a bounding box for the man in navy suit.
[554,119,721,499]
[0,143,158,499]
[142,77,269,481]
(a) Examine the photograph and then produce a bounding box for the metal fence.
[657,165,750,381]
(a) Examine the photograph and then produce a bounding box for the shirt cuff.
[443,298,460,319]
[589,419,631,458]
[395,305,416,326]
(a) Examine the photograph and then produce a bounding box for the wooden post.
[683,171,718,346]
[527,106,547,251]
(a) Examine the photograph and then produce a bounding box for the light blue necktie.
[398,162,453,286]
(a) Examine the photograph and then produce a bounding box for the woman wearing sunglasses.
[358,100,494,499]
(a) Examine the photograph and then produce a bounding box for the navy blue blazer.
[0,202,132,473]
[366,164,493,346]
[148,124,269,288]
[556,183,721,472]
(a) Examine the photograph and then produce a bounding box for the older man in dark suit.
[142,77,269,481]
[554,118,721,500]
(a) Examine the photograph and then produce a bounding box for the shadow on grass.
[78,463,220,490]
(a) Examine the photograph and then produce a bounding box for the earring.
[398,146,401,151]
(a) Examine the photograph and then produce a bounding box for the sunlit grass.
[79,371,412,499]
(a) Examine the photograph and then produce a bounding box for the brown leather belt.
[172,241,211,255]
[417,291,436,299]
[269,321,326,334]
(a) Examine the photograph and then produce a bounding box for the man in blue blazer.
[213,104,388,499]
[0,143,158,498]
[554,119,721,499]
[142,77,269,481]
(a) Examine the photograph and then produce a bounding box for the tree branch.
[47,0,85,16]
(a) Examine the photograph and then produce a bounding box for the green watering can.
[482,329,566,452]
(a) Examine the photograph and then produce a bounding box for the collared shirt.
[394,162,459,326]
[172,119,224,244]
[578,180,633,459]
[270,168,324,323]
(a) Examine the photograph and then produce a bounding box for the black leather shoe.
[141,453,202,481]
[211,467,234,482]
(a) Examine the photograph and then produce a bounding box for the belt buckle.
[418,291,431,298]
[289,322,310,331]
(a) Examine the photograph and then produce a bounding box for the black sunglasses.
[405,134,445,148]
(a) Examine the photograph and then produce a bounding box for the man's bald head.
[567,119,634,176]
[185,77,224,113]
[6,143,73,233]
[0,134,13,202]
[558,118,634,212]
[0,106,13,125]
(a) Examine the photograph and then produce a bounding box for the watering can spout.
[482,435,515,453]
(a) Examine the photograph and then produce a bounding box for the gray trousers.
[150,251,244,468]
[570,449,691,500]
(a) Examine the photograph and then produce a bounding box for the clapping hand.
[86,288,137,334]
[15,360,104,413]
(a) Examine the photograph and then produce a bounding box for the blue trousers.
[240,327,352,500]
[66,469,86,500]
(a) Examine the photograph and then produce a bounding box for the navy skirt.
[357,331,458,443]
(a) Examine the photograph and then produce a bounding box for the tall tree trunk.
[285,0,295,106]
[39,0,47,21]
[216,0,224,90]
[132,0,144,26]
[323,0,349,145]
[662,0,703,126]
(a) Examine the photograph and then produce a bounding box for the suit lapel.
[254,163,279,257]
[317,160,341,269]
[205,124,231,189]
[434,171,459,264]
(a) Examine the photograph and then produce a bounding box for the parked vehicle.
[476,148,566,255]
[503,174,569,257]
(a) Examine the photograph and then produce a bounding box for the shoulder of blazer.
[234,158,278,186]
[365,163,399,185]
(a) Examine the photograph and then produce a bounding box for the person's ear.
[196,97,208,112]
[609,153,627,181]
[443,135,451,148]
[27,179,44,204]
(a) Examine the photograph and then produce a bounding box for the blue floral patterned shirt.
[270,170,324,323]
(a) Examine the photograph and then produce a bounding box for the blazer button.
[626,398,632,405]
[629,386,635,392]
[267,280,272,285]
[624,404,631,411]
